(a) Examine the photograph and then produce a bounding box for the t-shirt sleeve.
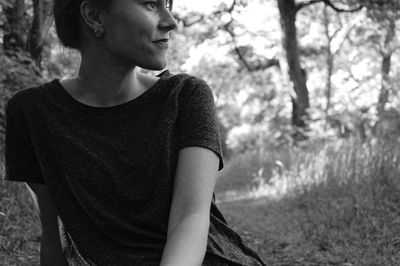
[3,94,44,184]
[177,78,224,171]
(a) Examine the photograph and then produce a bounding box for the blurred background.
[1,0,400,265]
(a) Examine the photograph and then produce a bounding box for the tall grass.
[215,144,291,200]
[217,137,400,265]
[0,177,40,264]
[285,138,400,265]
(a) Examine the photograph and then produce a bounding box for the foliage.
[284,138,400,265]
[215,137,400,264]
[170,1,400,153]
[215,144,290,194]
[2,1,400,264]
[2,0,400,154]
[360,0,400,21]
[0,0,12,29]
[40,25,81,79]
[0,178,40,265]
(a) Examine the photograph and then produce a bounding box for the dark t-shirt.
[4,70,266,266]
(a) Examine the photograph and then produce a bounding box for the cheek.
[104,8,156,45]
[105,27,143,53]
[107,21,151,47]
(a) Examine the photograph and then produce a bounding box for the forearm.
[160,213,209,266]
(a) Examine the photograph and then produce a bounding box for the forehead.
[109,0,173,6]
[106,0,173,11]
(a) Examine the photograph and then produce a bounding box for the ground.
[4,195,305,266]
[1,180,390,266]
[216,195,343,266]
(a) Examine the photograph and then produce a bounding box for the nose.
[158,9,178,32]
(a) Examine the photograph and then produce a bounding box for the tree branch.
[173,13,205,27]
[321,0,363,13]
[332,24,355,56]
[222,20,279,71]
[296,0,363,13]
[173,0,238,28]
[175,0,279,71]
[227,0,237,13]
[296,0,323,12]
[223,0,279,71]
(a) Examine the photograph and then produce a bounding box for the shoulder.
[5,81,58,126]
[168,72,213,100]
[171,72,208,88]
[7,80,55,113]
[8,81,53,106]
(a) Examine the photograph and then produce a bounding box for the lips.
[153,39,169,43]
[153,39,169,49]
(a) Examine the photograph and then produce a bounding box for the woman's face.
[100,0,177,70]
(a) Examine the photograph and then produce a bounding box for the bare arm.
[160,147,219,266]
[25,183,68,266]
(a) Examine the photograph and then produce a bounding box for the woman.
[4,0,266,265]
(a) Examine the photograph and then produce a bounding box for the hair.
[53,0,174,51]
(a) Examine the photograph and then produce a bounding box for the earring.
[94,26,104,38]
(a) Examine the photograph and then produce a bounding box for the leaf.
[0,0,13,8]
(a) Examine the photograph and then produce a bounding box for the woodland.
[0,0,400,150]
[1,0,400,265]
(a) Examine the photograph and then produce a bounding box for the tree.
[173,0,280,72]
[321,7,352,115]
[2,0,27,51]
[28,0,53,65]
[276,0,362,140]
[277,0,310,139]
[2,0,52,64]
[0,0,44,146]
[356,0,400,138]
[359,1,400,119]
[377,17,396,118]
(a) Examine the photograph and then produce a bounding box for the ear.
[80,0,104,31]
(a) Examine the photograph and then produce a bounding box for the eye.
[145,1,157,10]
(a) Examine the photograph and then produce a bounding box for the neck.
[74,52,142,107]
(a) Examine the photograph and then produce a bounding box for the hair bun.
[53,0,82,50]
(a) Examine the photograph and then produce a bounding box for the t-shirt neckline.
[52,70,170,115]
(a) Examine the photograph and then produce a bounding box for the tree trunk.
[3,0,27,51]
[277,0,310,139]
[323,6,334,115]
[377,18,395,118]
[28,0,53,65]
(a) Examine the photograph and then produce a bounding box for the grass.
[287,138,400,265]
[215,137,400,265]
[0,180,40,265]
[1,137,400,265]
[215,144,291,199]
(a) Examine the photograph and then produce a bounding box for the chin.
[140,61,167,71]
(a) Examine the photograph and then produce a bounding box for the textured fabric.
[4,70,266,266]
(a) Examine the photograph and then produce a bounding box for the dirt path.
[216,196,326,266]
